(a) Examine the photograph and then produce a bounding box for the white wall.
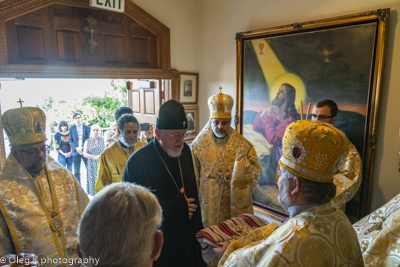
[196,0,400,212]
[131,0,199,72]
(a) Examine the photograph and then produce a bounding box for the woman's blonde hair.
[90,124,101,138]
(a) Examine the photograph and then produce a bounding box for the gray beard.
[119,136,137,148]
[278,180,291,210]
[166,148,183,158]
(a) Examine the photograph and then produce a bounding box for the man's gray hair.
[78,182,162,267]
[280,167,336,204]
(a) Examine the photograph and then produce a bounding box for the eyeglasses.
[310,114,334,120]
[18,145,47,156]
[74,117,82,119]
[211,120,230,126]
[169,132,190,139]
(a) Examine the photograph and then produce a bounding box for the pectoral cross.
[17,98,24,107]
[82,15,101,55]
[183,121,186,127]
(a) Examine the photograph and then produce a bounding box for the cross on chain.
[82,15,101,55]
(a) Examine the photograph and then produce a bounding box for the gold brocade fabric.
[0,155,88,267]
[191,122,262,228]
[219,203,364,267]
[94,140,146,193]
[105,132,119,147]
[275,142,362,210]
[353,193,400,266]
[331,143,362,209]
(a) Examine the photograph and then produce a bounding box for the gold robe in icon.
[0,155,88,267]
[219,203,364,267]
[191,122,262,228]
[353,193,400,266]
[95,140,146,193]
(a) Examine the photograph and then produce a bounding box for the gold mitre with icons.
[279,120,350,183]
[1,103,47,147]
[208,86,234,119]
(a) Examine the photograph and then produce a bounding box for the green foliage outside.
[37,79,128,148]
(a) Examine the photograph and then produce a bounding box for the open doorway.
[0,78,164,195]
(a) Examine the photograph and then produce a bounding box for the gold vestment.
[105,132,119,147]
[0,155,88,267]
[275,142,362,210]
[191,122,262,228]
[331,143,362,209]
[220,203,364,266]
[94,140,146,193]
[353,193,400,266]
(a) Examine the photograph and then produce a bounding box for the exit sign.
[90,0,125,13]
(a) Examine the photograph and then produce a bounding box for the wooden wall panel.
[17,26,45,60]
[144,90,155,114]
[131,90,140,113]
[104,35,124,63]
[3,3,162,70]
[56,30,80,60]
[132,37,150,65]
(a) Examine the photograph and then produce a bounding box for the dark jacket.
[69,124,91,157]
[123,139,206,267]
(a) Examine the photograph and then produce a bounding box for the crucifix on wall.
[82,15,101,55]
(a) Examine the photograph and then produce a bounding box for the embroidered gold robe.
[105,132,119,147]
[94,140,146,193]
[353,193,400,266]
[219,203,364,266]
[0,155,88,267]
[275,142,362,211]
[331,143,362,210]
[191,122,262,228]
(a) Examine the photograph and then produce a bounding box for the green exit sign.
[90,0,125,13]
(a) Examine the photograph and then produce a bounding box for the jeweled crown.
[1,107,47,146]
[279,120,350,183]
[208,87,234,119]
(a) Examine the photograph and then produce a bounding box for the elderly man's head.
[277,166,336,209]
[277,120,350,210]
[155,100,188,158]
[77,182,163,267]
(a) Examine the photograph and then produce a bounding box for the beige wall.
[134,0,400,212]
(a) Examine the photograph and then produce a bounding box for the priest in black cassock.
[123,100,206,267]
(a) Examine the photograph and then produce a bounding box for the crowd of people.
[52,108,153,197]
[0,86,398,267]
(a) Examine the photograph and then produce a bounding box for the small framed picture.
[184,105,199,140]
[179,72,199,104]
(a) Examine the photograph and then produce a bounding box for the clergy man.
[215,120,363,266]
[123,100,206,267]
[191,88,262,228]
[94,114,146,193]
[0,106,88,266]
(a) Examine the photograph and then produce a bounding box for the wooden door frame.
[0,0,181,169]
